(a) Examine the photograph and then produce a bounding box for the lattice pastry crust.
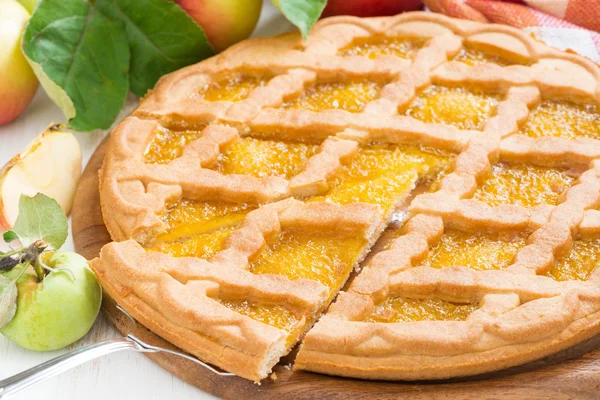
[91,12,600,381]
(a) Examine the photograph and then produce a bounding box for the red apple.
[322,0,423,18]
[175,0,263,52]
[0,0,39,126]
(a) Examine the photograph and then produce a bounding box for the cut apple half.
[0,123,82,229]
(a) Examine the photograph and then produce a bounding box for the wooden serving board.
[72,138,600,400]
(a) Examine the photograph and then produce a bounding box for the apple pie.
[90,12,600,381]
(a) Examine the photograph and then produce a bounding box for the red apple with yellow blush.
[322,0,423,18]
[175,0,263,52]
[0,0,39,126]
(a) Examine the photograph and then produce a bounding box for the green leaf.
[22,0,130,131]
[0,275,18,329]
[96,0,214,97]
[12,194,68,250]
[274,0,326,39]
[3,231,19,244]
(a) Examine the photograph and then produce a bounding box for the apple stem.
[33,258,45,282]
[36,255,76,282]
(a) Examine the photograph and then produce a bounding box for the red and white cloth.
[424,0,600,62]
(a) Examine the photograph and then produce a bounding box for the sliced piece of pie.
[91,12,600,381]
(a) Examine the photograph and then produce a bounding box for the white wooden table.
[0,3,292,398]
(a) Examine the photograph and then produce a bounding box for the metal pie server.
[0,306,234,399]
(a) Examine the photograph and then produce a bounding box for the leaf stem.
[0,248,25,260]
[13,261,30,284]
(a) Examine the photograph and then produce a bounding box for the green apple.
[1,251,102,351]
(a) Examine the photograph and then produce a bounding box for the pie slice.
[91,12,600,382]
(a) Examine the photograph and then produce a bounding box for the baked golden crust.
[93,11,600,382]
[294,13,600,379]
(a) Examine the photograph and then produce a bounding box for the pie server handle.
[0,337,142,399]
[0,334,234,398]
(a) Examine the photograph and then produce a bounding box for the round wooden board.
[73,137,600,400]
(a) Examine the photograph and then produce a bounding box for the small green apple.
[0,251,102,351]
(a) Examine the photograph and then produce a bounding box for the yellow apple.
[175,0,262,52]
[0,0,39,126]
[0,124,82,230]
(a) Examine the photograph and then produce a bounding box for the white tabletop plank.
[0,3,292,398]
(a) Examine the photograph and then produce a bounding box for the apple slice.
[0,124,82,229]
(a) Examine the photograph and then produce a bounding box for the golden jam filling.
[404,85,499,130]
[284,80,384,113]
[421,229,528,271]
[312,144,451,211]
[149,226,234,259]
[521,101,600,140]
[198,71,270,101]
[473,162,576,207]
[249,229,366,293]
[142,126,453,333]
[156,199,255,244]
[339,36,426,59]
[144,127,203,164]
[366,297,476,323]
[214,299,301,333]
[211,137,319,179]
[453,46,521,66]
[548,238,600,281]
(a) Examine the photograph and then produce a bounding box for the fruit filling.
[154,199,255,246]
[214,299,301,333]
[453,45,523,66]
[421,229,528,271]
[312,144,451,213]
[211,136,319,178]
[473,162,577,207]
[144,127,204,164]
[520,101,600,140]
[249,228,367,294]
[149,226,235,259]
[284,80,384,113]
[548,238,600,281]
[338,36,427,59]
[404,85,499,130]
[197,71,271,102]
[365,297,476,323]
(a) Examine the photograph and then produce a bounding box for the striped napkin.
[423,0,600,62]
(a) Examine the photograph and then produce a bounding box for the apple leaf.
[274,0,327,39]
[3,231,19,244]
[22,0,130,131]
[12,194,68,250]
[22,0,214,131]
[96,0,214,97]
[0,275,18,329]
